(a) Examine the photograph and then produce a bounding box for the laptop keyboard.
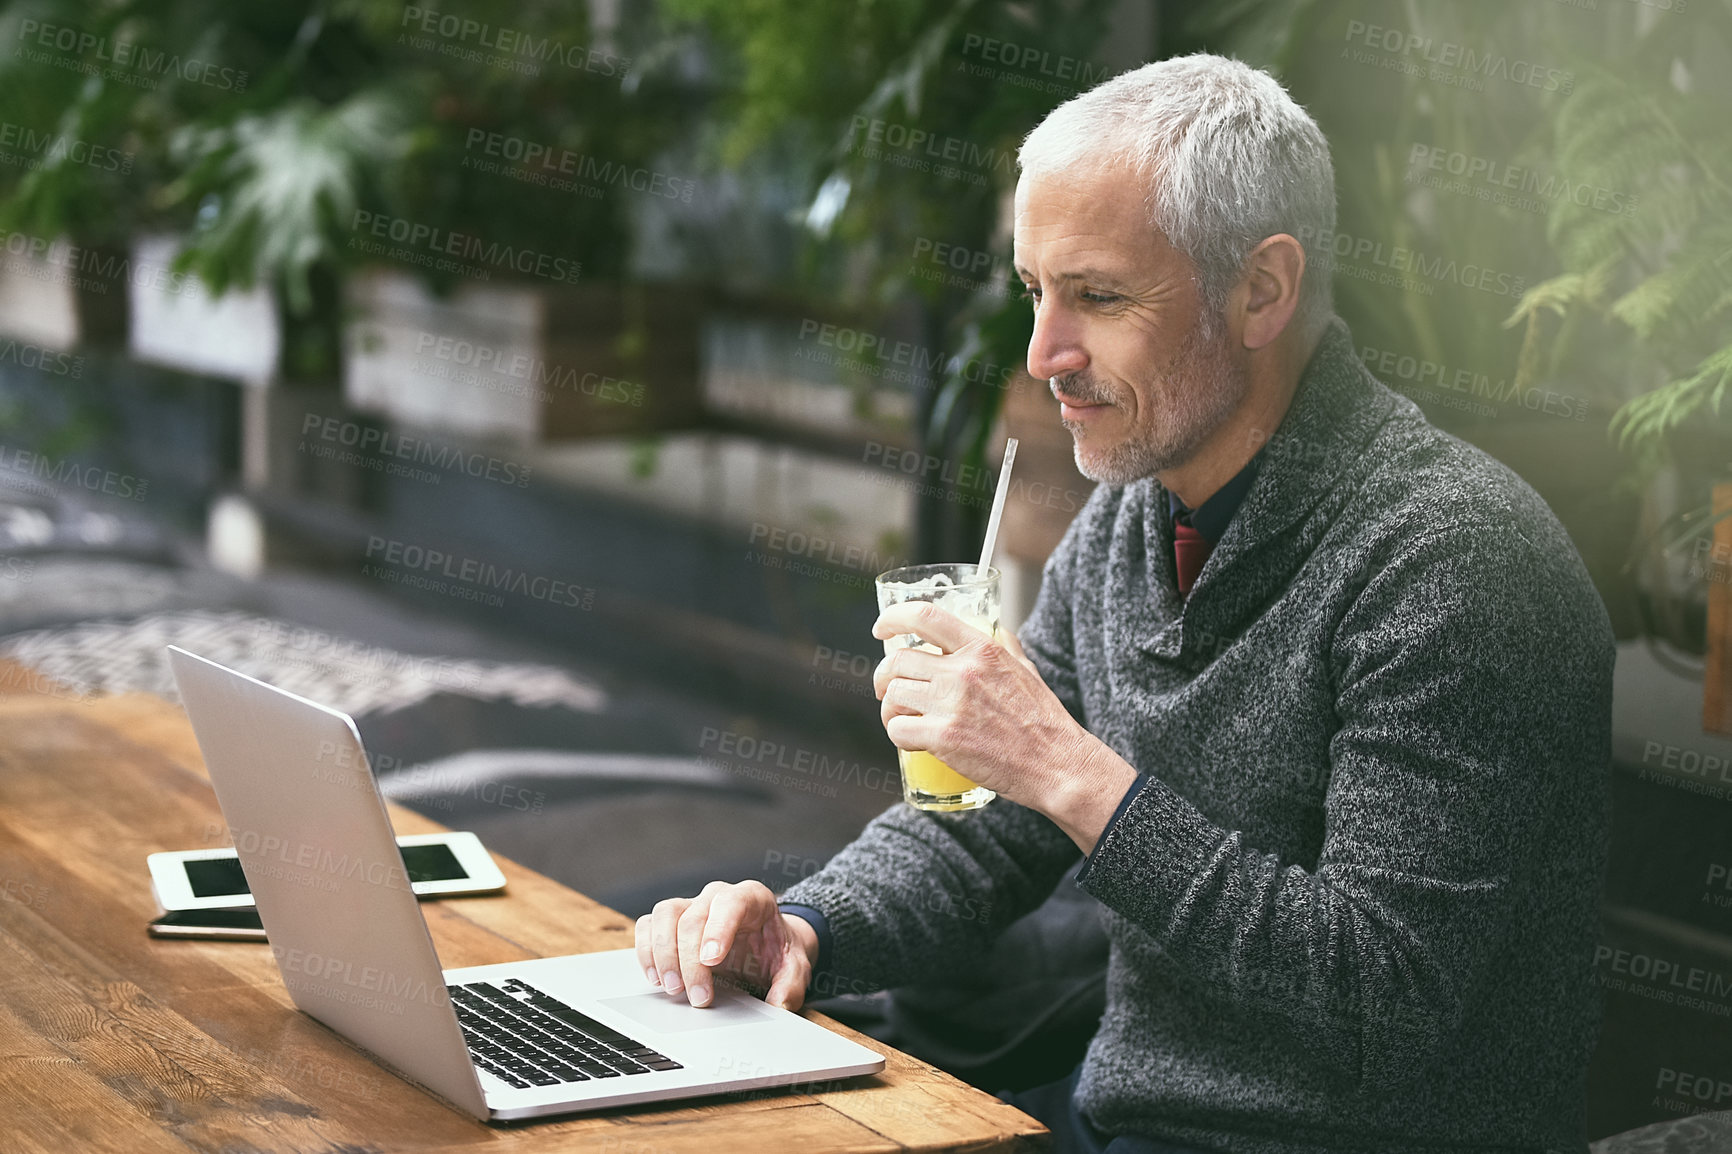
[448,977,684,1090]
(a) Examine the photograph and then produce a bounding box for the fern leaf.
[1610,343,1732,455]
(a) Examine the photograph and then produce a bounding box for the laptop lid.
[166,645,489,1119]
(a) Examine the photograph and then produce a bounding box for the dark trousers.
[997,1063,1216,1154]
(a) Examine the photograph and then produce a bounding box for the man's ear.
[1237,234,1305,351]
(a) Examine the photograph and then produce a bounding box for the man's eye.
[1019,285,1039,304]
[1081,290,1119,304]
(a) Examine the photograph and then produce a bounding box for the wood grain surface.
[0,660,1047,1152]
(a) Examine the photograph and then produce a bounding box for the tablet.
[148,831,507,911]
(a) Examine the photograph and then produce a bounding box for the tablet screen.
[185,856,250,898]
[400,841,467,884]
[183,842,470,898]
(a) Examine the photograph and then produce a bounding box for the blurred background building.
[0,0,1728,1144]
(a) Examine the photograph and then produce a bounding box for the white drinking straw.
[977,437,1019,573]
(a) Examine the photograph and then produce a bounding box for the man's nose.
[1026,302,1086,381]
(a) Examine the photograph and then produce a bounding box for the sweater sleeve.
[1076,521,1614,1092]
[775,799,1082,995]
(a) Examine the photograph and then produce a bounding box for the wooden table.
[0,661,1046,1152]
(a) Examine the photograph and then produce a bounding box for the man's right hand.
[635,880,818,1011]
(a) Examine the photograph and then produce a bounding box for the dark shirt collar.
[1166,450,1265,546]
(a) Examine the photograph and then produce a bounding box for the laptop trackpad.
[599,991,779,1033]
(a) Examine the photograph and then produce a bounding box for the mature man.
[636,55,1614,1154]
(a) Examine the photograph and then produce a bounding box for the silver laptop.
[166,645,883,1121]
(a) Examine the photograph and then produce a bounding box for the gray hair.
[1018,54,1336,342]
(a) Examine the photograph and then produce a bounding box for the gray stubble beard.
[1061,308,1249,486]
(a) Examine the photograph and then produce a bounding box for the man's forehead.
[1013,168,1170,275]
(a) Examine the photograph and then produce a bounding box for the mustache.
[1050,374,1115,405]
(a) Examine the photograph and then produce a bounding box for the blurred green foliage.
[1235,0,1732,476]
[665,0,1115,554]
[0,0,695,344]
[670,0,1732,603]
[2,0,1728,623]
[1205,0,1729,635]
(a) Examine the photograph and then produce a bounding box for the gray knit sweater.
[780,317,1615,1154]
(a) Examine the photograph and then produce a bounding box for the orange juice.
[874,564,1000,812]
[898,751,988,809]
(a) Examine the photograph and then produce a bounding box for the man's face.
[1013,165,1248,485]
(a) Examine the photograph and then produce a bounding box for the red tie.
[1173,521,1210,596]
